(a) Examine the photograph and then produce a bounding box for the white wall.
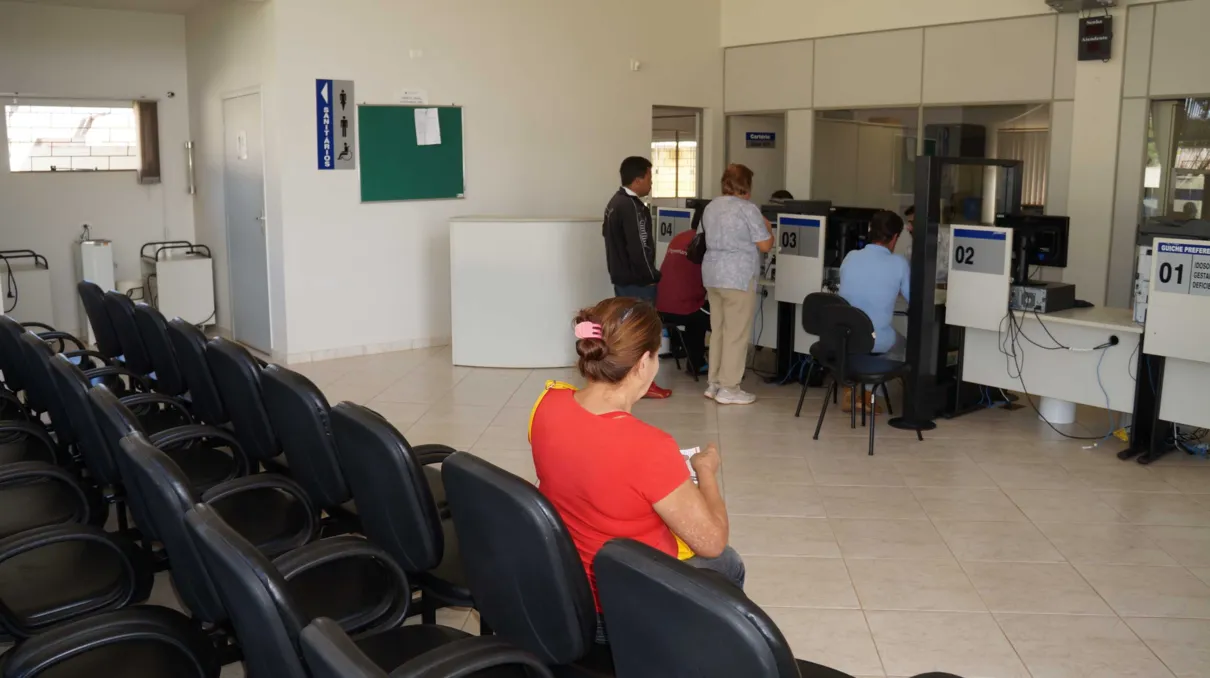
[270,0,723,361]
[0,2,192,334]
[185,0,283,346]
[726,115,786,204]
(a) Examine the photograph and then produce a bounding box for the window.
[651,136,698,199]
[997,129,1049,207]
[1144,98,1208,220]
[5,103,140,172]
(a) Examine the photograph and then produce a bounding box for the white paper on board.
[398,89,428,105]
[414,108,442,146]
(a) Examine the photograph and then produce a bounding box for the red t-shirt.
[656,230,706,315]
[530,389,689,606]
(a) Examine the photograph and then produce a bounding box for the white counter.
[450,216,613,368]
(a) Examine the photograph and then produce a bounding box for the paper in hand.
[681,447,700,484]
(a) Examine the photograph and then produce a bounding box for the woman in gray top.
[700,164,774,405]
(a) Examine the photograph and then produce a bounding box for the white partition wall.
[945,224,1013,332]
[773,214,825,305]
[922,16,1057,105]
[654,207,695,267]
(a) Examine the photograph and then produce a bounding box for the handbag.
[687,230,707,265]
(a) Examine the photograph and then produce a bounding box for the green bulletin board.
[358,105,465,202]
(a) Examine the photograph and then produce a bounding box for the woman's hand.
[690,443,721,479]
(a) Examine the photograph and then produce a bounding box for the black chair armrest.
[63,349,114,367]
[0,606,220,678]
[301,618,387,678]
[412,444,456,465]
[0,418,61,464]
[201,473,317,551]
[119,392,194,424]
[0,525,152,639]
[273,535,411,635]
[0,461,93,524]
[83,365,152,392]
[37,331,87,352]
[389,636,555,678]
[20,322,58,334]
[148,424,250,477]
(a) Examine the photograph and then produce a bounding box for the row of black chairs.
[0,285,958,677]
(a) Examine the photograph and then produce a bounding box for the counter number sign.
[1154,241,1210,297]
[776,216,821,257]
[655,208,693,245]
[950,228,1007,276]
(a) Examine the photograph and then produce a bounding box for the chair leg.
[420,592,437,625]
[813,380,835,440]
[916,428,924,442]
[881,382,894,415]
[833,383,838,404]
[794,371,811,418]
[869,387,877,456]
[850,385,857,430]
[479,616,493,636]
[861,386,867,428]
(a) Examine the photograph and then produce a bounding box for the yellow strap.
[527,379,694,560]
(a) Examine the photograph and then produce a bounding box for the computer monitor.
[825,206,881,267]
[995,213,1069,285]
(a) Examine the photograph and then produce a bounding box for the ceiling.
[12,0,220,14]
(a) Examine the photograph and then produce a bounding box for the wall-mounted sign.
[315,79,356,170]
[1153,241,1210,297]
[1078,16,1113,61]
[745,132,777,149]
[951,228,1008,276]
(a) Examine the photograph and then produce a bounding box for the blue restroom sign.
[315,79,356,170]
[746,132,777,149]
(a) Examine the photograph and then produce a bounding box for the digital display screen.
[1084,23,1106,36]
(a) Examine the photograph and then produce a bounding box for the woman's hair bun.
[572,299,662,384]
[576,336,609,363]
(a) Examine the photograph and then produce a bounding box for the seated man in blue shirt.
[837,210,912,412]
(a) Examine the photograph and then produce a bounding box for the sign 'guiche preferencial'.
[1153,241,1210,297]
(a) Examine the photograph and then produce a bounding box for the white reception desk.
[450,217,613,368]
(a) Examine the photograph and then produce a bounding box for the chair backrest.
[48,355,122,484]
[102,291,154,375]
[205,338,279,462]
[329,402,442,572]
[260,365,350,508]
[132,302,187,397]
[77,281,124,359]
[0,316,32,394]
[801,292,851,335]
[87,385,148,481]
[299,618,389,678]
[116,433,227,623]
[16,333,77,443]
[814,302,876,374]
[443,452,596,665]
[164,319,227,425]
[594,539,801,678]
[183,503,310,678]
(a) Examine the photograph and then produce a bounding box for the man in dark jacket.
[603,156,672,398]
[604,157,659,300]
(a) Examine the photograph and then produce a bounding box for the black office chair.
[78,281,126,362]
[795,293,857,417]
[182,504,516,678]
[329,402,470,624]
[661,319,700,382]
[443,452,615,677]
[132,303,191,404]
[0,606,221,678]
[164,319,229,428]
[300,617,553,678]
[807,300,921,455]
[594,540,963,678]
[204,338,281,467]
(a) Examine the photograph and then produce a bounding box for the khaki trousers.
[706,280,757,390]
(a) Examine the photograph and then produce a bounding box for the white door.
[222,93,272,352]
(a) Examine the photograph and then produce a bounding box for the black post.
[1119,345,1172,465]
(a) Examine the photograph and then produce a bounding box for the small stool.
[664,323,699,382]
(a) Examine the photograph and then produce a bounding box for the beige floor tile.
[1076,564,1210,618]
[1125,617,1210,678]
[1150,467,1210,495]
[980,462,1086,490]
[1066,466,1181,493]
[1002,488,1128,523]
[997,613,1175,678]
[743,556,859,609]
[726,482,825,518]
[964,441,1068,465]
[808,457,906,487]
[724,456,814,484]
[404,422,485,451]
[865,610,1029,678]
[963,562,1113,615]
[717,431,813,458]
[934,521,1064,563]
[894,460,997,489]
[1140,526,1210,568]
[831,519,952,560]
[856,438,974,462]
[1192,568,1210,587]
[487,406,532,429]
[468,450,537,484]
[910,487,1029,522]
[364,400,432,431]
[763,608,886,677]
[819,486,928,521]
[847,559,985,612]
[1036,523,1178,566]
[729,515,840,558]
[469,425,531,452]
[1095,492,1210,527]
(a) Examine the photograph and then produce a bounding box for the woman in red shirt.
[529,296,743,644]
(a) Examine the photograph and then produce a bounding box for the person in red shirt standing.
[529,296,743,644]
[656,222,709,375]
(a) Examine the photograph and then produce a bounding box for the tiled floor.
[214,346,1208,677]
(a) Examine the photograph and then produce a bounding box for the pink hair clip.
[574,321,602,340]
